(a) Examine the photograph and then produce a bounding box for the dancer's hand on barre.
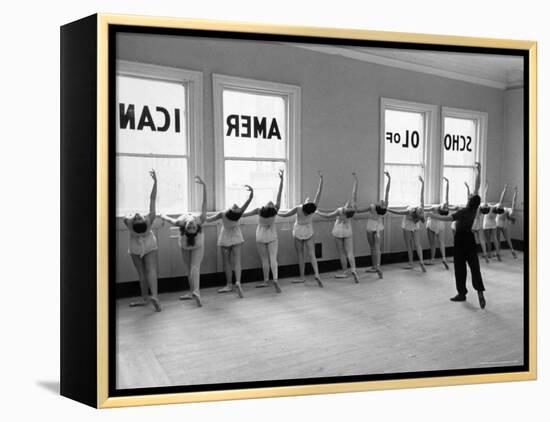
[194,175,205,185]
[384,171,391,179]
[279,169,284,179]
[149,169,157,182]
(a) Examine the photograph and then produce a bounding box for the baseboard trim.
[115,238,524,298]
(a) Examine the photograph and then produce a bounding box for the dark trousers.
[453,231,485,295]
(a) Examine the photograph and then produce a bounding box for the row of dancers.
[124,167,517,311]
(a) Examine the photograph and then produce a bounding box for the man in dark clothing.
[428,162,486,309]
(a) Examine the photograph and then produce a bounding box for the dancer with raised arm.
[428,162,486,309]
[482,183,506,261]
[317,172,360,283]
[124,169,161,312]
[160,176,208,307]
[359,171,390,279]
[242,169,285,293]
[496,185,519,258]
[207,185,254,298]
[424,177,452,270]
[388,175,426,272]
[278,171,324,287]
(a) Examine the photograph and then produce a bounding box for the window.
[441,107,488,205]
[380,98,438,206]
[213,74,301,210]
[116,61,202,216]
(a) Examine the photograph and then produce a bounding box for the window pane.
[116,156,188,216]
[225,160,287,210]
[443,166,474,206]
[442,117,477,166]
[116,75,187,155]
[384,109,425,165]
[384,164,423,207]
[223,90,286,159]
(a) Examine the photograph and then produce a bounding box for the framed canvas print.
[60,14,537,408]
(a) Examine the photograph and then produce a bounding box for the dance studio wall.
[115,34,520,283]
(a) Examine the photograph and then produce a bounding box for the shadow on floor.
[36,380,59,395]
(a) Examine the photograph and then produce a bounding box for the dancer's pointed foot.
[483,254,490,264]
[404,263,414,270]
[442,260,449,270]
[291,279,305,284]
[192,292,202,307]
[425,259,435,266]
[273,280,282,293]
[150,296,161,312]
[315,276,324,288]
[235,283,244,298]
[351,271,359,284]
[129,298,148,307]
[450,294,466,302]
[365,267,377,273]
[512,250,517,259]
[376,268,384,279]
[255,281,269,288]
[420,263,427,273]
[218,285,233,293]
[179,293,193,300]
[335,271,349,279]
[496,253,502,262]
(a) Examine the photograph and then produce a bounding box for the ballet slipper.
[351,271,359,283]
[512,250,517,258]
[496,254,502,262]
[192,292,202,307]
[150,297,161,312]
[273,280,282,293]
[420,263,427,273]
[442,260,449,270]
[236,283,244,298]
[315,276,324,288]
[291,279,306,284]
[218,285,233,293]
[477,291,486,309]
[129,298,148,307]
[424,260,435,266]
[255,281,269,288]
[335,272,349,279]
[365,267,377,273]
[179,293,193,300]
[376,268,384,279]
[483,254,490,264]
[404,263,414,269]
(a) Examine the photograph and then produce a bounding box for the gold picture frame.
[60,13,537,408]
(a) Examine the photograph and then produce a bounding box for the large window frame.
[116,60,203,215]
[440,107,488,205]
[212,74,301,210]
[380,97,439,205]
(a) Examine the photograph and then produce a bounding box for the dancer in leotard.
[278,171,324,287]
[388,175,426,272]
[482,183,506,261]
[358,171,390,278]
[316,172,360,283]
[242,169,284,293]
[160,176,207,307]
[496,185,518,259]
[424,177,452,270]
[207,185,254,298]
[124,169,161,312]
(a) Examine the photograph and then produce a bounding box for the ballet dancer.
[359,171,390,278]
[124,169,161,312]
[496,185,518,258]
[160,176,207,307]
[428,162,486,309]
[423,177,452,270]
[388,175,427,272]
[242,169,285,293]
[481,183,507,261]
[278,171,324,287]
[466,180,489,263]
[316,172,360,283]
[207,185,254,298]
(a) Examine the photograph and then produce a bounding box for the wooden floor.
[116,252,525,389]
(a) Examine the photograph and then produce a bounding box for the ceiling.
[287,43,524,89]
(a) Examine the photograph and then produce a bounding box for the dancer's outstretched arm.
[383,171,391,205]
[148,169,157,224]
[351,172,358,207]
[242,208,259,218]
[240,185,254,213]
[278,206,298,217]
[313,171,323,206]
[316,208,339,218]
[419,175,425,209]
[499,183,508,204]
[473,162,481,196]
[276,169,284,210]
[196,176,207,225]
[387,208,409,216]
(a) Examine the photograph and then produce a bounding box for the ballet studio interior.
[114,31,526,390]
